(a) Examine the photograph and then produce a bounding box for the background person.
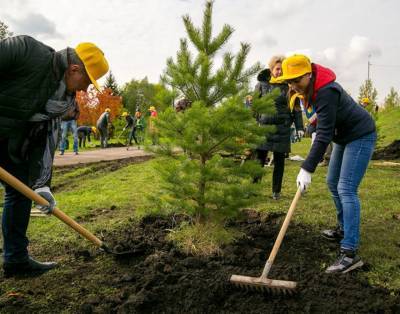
[77,125,96,148]
[277,54,376,274]
[122,111,139,146]
[96,108,111,148]
[59,102,80,155]
[254,55,304,200]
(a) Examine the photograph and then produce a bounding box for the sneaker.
[59,151,64,156]
[325,249,364,274]
[74,152,78,155]
[272,192,280,200]
[322,225,344,242]
[3,256,57,278]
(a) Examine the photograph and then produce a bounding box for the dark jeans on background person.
[326,132,377,251]
[254,150,286,193]
[128,127,138,145]
[0,143,32,263]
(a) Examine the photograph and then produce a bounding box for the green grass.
[376,106,400,148]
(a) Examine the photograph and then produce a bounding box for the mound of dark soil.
[373,140,400,160]
[91,213,399,313]
[1,212,399,313]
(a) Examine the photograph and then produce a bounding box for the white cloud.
[6,12,63,39]
[347,35,382,61]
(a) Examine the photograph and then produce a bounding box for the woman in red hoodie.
[274,54,376,274]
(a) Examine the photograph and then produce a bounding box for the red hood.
[312,64,336,100]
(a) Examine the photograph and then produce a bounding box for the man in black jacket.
[0,35,109,277]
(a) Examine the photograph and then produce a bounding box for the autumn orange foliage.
[76,87,123,126]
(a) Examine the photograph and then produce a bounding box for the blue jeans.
[0,143,32,263]
[60,120,78,153]
[326,132,376,251]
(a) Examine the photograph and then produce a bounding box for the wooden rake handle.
[0,166,103,248]
[261,187,302,279]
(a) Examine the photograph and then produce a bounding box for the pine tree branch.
[202,0,213,52]
[183,15,204,51]
[208,24,234,56]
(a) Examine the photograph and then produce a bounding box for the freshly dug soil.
[1,211,399,313]
[373,140,400,160]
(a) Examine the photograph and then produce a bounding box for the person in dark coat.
[121,111,138,146]
[77,125,96,148]
[0,35,109,277]
[254,56,303,200]
[275,54,376,274]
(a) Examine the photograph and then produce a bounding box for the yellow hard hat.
[75,42,109,91]
[122,111,129,117]
[105,108,111,113]
[91,126,97,133]
[361,97,370,104]
[271,54,312,83]
[149,106,156,111]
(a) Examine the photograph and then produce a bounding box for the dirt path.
[54,146,153,167]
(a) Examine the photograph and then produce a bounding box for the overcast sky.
[1,0,399,103]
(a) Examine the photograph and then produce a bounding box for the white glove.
[296,168,312,193]
[34,186,56,214]
[297,130,304,138]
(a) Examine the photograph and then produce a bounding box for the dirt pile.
[89,213,399,313]
[373,140,400,160]
[1,212,399,313]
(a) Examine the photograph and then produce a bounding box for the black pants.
[254,150,286,194]
[78,135,86,148]
[0,141,31,263]
[128,127,138,145]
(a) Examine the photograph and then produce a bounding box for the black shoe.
[322,225,344,242]
[325,249,364,274]
[3,257,57,278]
[272,192,280,200]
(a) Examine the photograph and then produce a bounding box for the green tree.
[104,71,120,96]
[358,79,378,114]
[151,0,275,227]
[0,21,13,40]
[383,87,400,110]
[120,77,156,113]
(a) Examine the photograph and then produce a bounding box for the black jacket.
[0,35,70,187]
[124,115,135,129]
[302,64,376,172]
[255,69,303,153]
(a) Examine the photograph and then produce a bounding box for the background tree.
[383,87,400,110]
[0,21,13,40]
[150,0,276,241]
[104,71,120,96]
[120,78,176,113]
[358,79,379,114]
[76,87,123,126]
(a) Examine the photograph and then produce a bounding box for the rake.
[230,187,302,294]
